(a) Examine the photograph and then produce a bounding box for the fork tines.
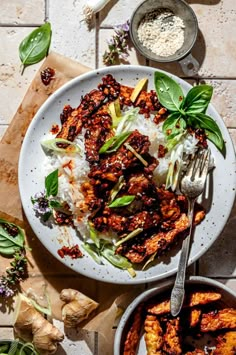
[187,148,211,181]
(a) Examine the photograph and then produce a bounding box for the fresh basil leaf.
[163,112,186,141]
[154,71,184,112]
[45,169,58,197]
[101,246,132,269]
[166,131,186,151]
[43,211,52,222]
[99,132,132,154]
[189,113,225,152]
[108,195,135,208]
[183,85,213,114]
[162,112,180,134]
[49,200,61,208]
[0,219,25,256]
[19,22,52,73]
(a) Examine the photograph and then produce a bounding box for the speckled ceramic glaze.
[18,66,236,284]
[113,276,236,354]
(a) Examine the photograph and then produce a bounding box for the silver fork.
[170,148,211,317]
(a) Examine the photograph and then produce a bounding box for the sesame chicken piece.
[189,308,202,328]
[163,318,182,355]
[147,291,222,316]
[213,331,236,355]
[123,305,143,355]
[144,315,163,355]
[200,308,236,332]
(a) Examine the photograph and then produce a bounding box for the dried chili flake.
[50,124,60,134]
[41,67,55,86]
[57,245,83,259]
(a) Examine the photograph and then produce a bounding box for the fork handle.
[170,198,196,316]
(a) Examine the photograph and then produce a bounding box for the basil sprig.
[19,22,52,74]
[0,219,25,256]
[154,71,225,153]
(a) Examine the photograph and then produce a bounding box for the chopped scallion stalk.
[82,243,103,265]
[108,195,135,208]
[124,142,148,166]
[142,252,157,270]
[99,131,132,154]
[88,222,100,248]
[115,228,143,247]
[101,247,132,269]
[116,107,139,135]
[109,176,125,202]
[108,99,122,128]
[41,138,80,154]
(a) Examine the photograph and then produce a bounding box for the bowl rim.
[130,0,199,62]
[114,276,236,354]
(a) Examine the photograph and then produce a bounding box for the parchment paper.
[0,52,143,354]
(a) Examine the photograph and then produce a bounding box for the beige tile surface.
[198,200,236,277]
[229,128,236,146]
[0,27,41,125]
[99,0,144,27]
[98,29,146,68]
[200,79,236,128]
[48,0,96,68]
[190,0,236,77]
[0,0,45,25]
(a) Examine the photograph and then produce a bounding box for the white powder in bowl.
[137,8,185,57]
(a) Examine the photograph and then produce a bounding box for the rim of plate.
[18,65,236,284]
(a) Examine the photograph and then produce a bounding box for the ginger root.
[60,288,99,327]
[14,294,64,354]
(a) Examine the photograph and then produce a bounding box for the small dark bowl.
[130,0,198,63]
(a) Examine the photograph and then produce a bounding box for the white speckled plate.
[18,65,236,284]
[114,276,236,354]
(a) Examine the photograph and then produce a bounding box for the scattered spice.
[158,144,167,158]
[57,245,83,259]
[50,124,60,135]
[137,9,185,57]
[54,210,73,226]
[41,67,55,86]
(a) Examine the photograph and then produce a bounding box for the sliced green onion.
[82,243,103,265]
[99,131,132,154]
[127,267,136,278]
[108,99,122,128]
[109,176,125,202]
[41,138,81,154]
[165,144,184,191]
[88,222,100,248]
[116,107,139,135]
[142,252,157,270]
[115,228,143,247]
[101,246,132,269]
[108,195,135,208]
[124,142,148,167]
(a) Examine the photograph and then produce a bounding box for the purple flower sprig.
[31,190,61,222]
[103,20,130,66]
[0,249,27,298]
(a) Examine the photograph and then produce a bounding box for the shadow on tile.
[198,200,236,277]
[187,0,220,4]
